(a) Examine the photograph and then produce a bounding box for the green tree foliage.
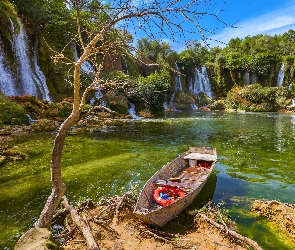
[11,0,74,48]
[221,33,292,76]
[178,40,208,74]
[136,38,174,64]
[134,70,170,115]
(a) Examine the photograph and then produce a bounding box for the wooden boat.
[133,147,217,227]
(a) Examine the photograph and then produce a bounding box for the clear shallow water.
[1,111,295,249]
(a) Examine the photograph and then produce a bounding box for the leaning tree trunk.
[35,112,80,228]
[35,33,93,227]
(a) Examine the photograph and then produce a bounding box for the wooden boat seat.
[164,181,198,190]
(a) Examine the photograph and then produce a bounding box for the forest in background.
[0,0,295,123]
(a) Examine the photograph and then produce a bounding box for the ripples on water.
[1,111,295,249]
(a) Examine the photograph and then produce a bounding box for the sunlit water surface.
[1,111,295,249]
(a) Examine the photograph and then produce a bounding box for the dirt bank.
[51,195,262,250]
[252,200,295,247]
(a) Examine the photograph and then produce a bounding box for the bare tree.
[35,0,232,228]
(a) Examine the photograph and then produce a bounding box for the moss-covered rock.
[104,90,129,114]
[0,95,29,125]
[31,119,58,132]
[174,91,195,110]
[15,227,59,250]
[6,95,73,121]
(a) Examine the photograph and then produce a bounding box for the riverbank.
[15,194,295,250]
[16,194,264,250]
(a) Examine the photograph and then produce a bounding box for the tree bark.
[35,112,79,228]
[62,196,99,250]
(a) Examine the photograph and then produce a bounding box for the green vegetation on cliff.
[225,84,292,112]
[1,1,295,115]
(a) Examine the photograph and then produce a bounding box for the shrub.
[0,93,29,125]
[210,100,225,110]
[134,69,170,115]
[225,84,291,112]
[56,101,73,119]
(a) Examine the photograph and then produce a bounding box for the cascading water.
[89,87,107,109]
[277,64,284,87]
[190,65,213,99]
[163,101,169,110]
[73,43,94,73]
[73,43,107,108]
[0,18,51,101]
[32,39,51,101]
[175,64,183,92]
[128,102,141,119]
[190,103,198,110]
[244,72,250,86]
[12,18,51,101]
[167,65,184,110]
[0,40,18,96]
[243,71,258,86]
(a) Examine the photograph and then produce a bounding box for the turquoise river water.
[1,111,295,249]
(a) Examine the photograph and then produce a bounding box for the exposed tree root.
[114,191,132,225]
[197,213,263,250]
[139,230,174,244]
[61,196,99,250]
[93,218,119,236]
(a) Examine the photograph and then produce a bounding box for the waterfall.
[175,64,183,92]
[33,39,51,101]
[0,18,51,100]
[244,72,250,86]
[163,101,169,110]
[12,18,51,101]
[73,43,107,108]
[244,71,258,86]
[89,87,106,109]
[190,65,213,99]
[169,92,176,110]
[0,40,18,96]
[190,103,198,110]
[128,102,141,119]
[168,65,184,110]
[277,64,284,87]
[73,43,94,73]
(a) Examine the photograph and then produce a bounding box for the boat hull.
[134,147,217,227]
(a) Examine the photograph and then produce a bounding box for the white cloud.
[209,3,295,47]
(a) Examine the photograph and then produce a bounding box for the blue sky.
[124,0,295,51]
[170,0,295,51]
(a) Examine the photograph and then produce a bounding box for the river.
[1,111,295,249]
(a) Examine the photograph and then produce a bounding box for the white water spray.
[277,64,284,87]
[128,102,141,119]
[0,18,51,100]
[244,71,258,86]
[190,65,213,99]
[0,40,18,96]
